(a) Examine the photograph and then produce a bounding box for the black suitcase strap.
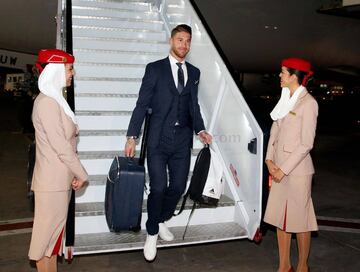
[182,202,197,240]
[173,191,189,216]
[139,108,152,166]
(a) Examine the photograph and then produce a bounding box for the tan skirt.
[28,190,71,260]
[264,175,318,233]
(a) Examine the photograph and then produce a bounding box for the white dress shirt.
[169,54,188,88]
[168,54,205,135]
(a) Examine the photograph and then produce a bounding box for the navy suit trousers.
[146,126,192,235]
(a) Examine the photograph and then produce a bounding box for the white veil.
[37,63,76,124]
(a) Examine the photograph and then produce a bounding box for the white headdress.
[38,63,76,124]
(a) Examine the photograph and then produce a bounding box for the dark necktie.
[176,62,184,94]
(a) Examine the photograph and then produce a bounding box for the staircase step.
[167,13,189,23]
[74,62,146,79]
[79,129,128,136]
[72,0,150,11]
[167,4,185,14]
[75,96,137,111]
[76,110,133,130]
[77,134,204,152]
[75,93,139,98]
[75,204,235,234]
[86,174,109,186]
[84,171,193,187]
[76,195,234,217]
[77,119,204,151]
[84,172,193,186]
[73,222,247,254]
[73,49,164,64]
[166,0,185,5]
[72,15,164,31]
[73,36,169,52]
[72,6,159,19]
[79,150,200,176]
[74,79,141,95]
[85,173,148,186]
[73,25,167,41]
[78,149,200,160]
[75,79,141,94]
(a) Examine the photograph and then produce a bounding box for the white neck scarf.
[38,63,77,124]
[270,85,305,121]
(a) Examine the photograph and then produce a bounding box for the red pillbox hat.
[36,49,75,73]
[282,57,313,86]
[37,49,75,64]
[282,58,311,73]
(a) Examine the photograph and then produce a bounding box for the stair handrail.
[158,0,171,36]
[55,0,64,50]
[56,0,76,253]
[56,0,75,111]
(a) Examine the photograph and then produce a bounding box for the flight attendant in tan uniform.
[264,58,318,272]
[28,49,88,272]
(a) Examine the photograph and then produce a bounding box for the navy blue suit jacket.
[127,57,206,148]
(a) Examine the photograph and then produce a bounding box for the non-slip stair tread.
[75,194,235,217]
[74,0,150,4]
[75,93,139,97]
[73,0,150,7]
[74,48,165,55]
[73,36,168,44]
[73,25,164,33]
[72,6,152,13]
[75,62,146,67]
[87,174,109,181]
[78,150,125,159]
[74,77,142,82]
[79,129,128,136]
[72,15,163,24]
[78,149,201,159]
[76,110,132,116]
[74,222,247,253]
[86,171,192,180]
[168,4,185,8]
[85,170,193,186]
[72,8,158,20]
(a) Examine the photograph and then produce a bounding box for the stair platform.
[74,222,247,255]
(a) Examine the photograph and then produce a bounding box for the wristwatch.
[126,136,138,140]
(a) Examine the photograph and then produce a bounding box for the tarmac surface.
[0,98,359,271]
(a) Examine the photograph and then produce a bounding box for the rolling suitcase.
[105,109,151,232]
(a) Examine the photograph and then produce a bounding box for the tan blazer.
[266,89,318,176]
[32,93,88,191]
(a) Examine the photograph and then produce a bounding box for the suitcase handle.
[107,156,138,183]
[126,157,137,165]
[108,156,121,183]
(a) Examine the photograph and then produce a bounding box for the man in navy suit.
[125,24,212,261]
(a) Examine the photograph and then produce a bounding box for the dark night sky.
[0,0,359,73]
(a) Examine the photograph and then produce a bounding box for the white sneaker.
[143,234,158,261]
[158,223,174,241]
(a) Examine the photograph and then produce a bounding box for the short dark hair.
[286,68,308,85]
[171,24,192,37]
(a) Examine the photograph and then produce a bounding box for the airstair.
[57,0,263,255]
